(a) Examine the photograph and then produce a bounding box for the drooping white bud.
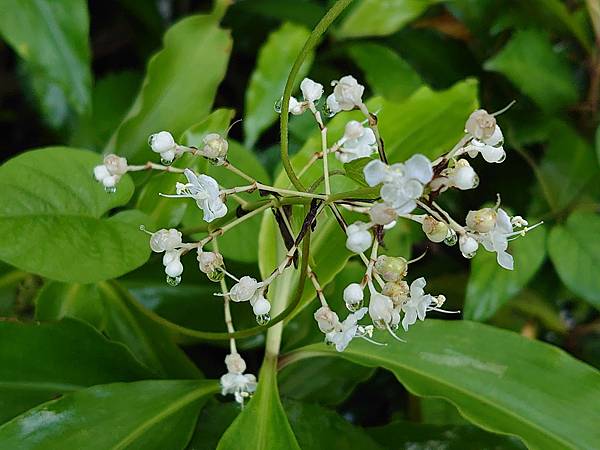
[465,109,497,140]
[300,78,323,103]
[225,353,246,374]
[165,256,184,278]
[197,250,223,274]
[229,276,260,303]
[374,255,408,282]
[345,222,372,253]
[150,229,182,253]
[202,133,228,160]
[343,120,364,140]
[289,96,306,115]
[421,216,449,243]
[459,235,479,258]
[466,208,497,233]
[382,280,409,307]
[329,75,365,112]
[93,165,111,181]
[314,306,340,333]
[101,175,118,188]
[343,283,364,307]
[368,292,394,327]
[103,154,128,175]
[369,203,398,226]
[149,131,176,153]
[252,295,271,316]
[448,159,478,190]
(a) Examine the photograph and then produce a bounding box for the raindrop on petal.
[346,299,364,312]
[166,275,181,286]
[256,313,271,326]
[104,185,117,194]
[444,229,458,246]
[274,97,283,114]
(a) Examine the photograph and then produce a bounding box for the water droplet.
[390,322,399,331]
[104,185,117,194]
[346,299,364,312]
[166,275,181,286]
[148,134,157,146]
[463,251,476,259]
[472,174,480,188]
[207,269,224,282]
[256,313,270,326]
[444,229,458,246]
[497,152,506,163]
[161,157,173,166]
[274,97,283,114]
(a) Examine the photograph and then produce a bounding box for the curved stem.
[279,0,354,191]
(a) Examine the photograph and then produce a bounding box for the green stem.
[279,0,354,191]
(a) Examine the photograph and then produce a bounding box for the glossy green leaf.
[136,109,235,229]
[348,43,422,101]
[0,148,151,283]
[0,0,92,116]
[343,156,373,187]
[464,226,547,321]
[284,399,385,450]
[106,12,231,163]
[0,380,218,449]
[289,320,600,450]
[35,280,202,379]
[0,262,28,317]
[368,420,525,450]
[0,319,152,424]
[548,211,600,308]
[217,359,300,450]
[484,29,579,113]
[537,122,598,212]
[186,402,239,450]
[336,0,440,39]
[244,22,312,148]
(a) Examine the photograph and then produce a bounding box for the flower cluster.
[93,154,128,192]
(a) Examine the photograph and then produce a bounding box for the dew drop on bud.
[472,174,480,189]
[104,185,117,194]
[161,157,173,166]
[497,152,506,163]
[207,269,224,282]
[166,275,181,286]
[256,313,271,326]
[274,97,283,114]
[148,134,156,146]
[346,300,364,312]
[464,251,476,259]
[390,323,399,331]
[444,229,458,246]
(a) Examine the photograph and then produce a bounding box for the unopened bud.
[421,216,448,243]
[202,133,228,160]
[225,353,246,374]
[466,208,497,233]
[369,203,398,225]
[375,255,408,282]
[197,250,224,274]
[314,306,340,333]
[465,109,496,140]
[382,280,409,307]
[343,283,364,306]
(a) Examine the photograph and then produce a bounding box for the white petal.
[326,94,341,114]
[94,165,110,181]
[484,125,503,146]
[410,277,426,298]
[480,145,505,163]
[496,209,513,234]
[404,154,433,184]
[363,160,388,186]
[497,250,514,270]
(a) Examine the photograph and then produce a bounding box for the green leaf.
[290,320,600,450]
[136,109,235,229]
[343,157,372,187]
[336,0,440,39]
[0,147,151,283]
[106,12,231,163]
[0,319,152,424]
[186,402,239,450]
[284,399,385,450]
[0,0,92,116]
[367,420,525,450]
[464,226,547,321]
[537,122,598,212]
[347,43,422,102]
[548,211,600,308]
[35,280,202,379]
[244,22,312,148]
[484,29,579,113]
[0,380,218,449]
[217,359,300,450]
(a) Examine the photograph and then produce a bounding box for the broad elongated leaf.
[0,148,151,283]
[548,211,600,308]
[348,43,422,101]
[217,359,300,450]
[0,380,218,449]
[336,0,440,39]
[35,280,202,379]
[0,319,152,424]
[484,29,579,113]
[289,320,600,450]
[464,226,547,321]
[106,12,231,163]
[244,22,312,147]
[0,0,91,116]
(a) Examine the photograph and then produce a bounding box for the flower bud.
[343,283,364,306]
[288,96,306,115]
[382,281,409,306]
[466,208,497,233]
[343,120,364,140]
[103,154,128,175]
[197,250,224,274]
[449,159,478,190]
[102,175,118,188]
[225,353,246,374]
[369,203,398,225]
[345,222,372,254]
[465,109,496,140]
[252,295,271,316]
[149,131,176,153]
[421,216,449,243]
[368,292,394,326]
[314,306,340,333]
[202,133,228,160]
[329,75,365,112]
[374,255,407,282]
[459,235,479,258]
[93,165,111,181]
[165,258,183,277]
[300,78,323,103]
[150,229,182,253]
[229,276,259,302]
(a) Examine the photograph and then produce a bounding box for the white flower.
[149,131,178,163]
[168,169,227,223]
[163,250,184,278]
[401,277,435,331]
[93,154,128,189]
[288,96,306,115]
[225,353,246,374]
[202,133,228,161]
[314,306,340,333]
[103,154,128,175]
[343,120,364,140]
[447,159,478,190]
[343,283,364,308]
[197,250,223,274]
[465,110,505,163]
[326,75,365,114]
[369,203,398,226]
[229,276,260,303]
[252,294,271,316]
[364,155,433,214]
[369,292,396,328]
[345,221,372,253]
[325,307,368,352]
[465,109,497,140]
[300,78,323,103]
[336,123,377,163]
[459,234,479,258]
[466,208,497,233]
[476,208,514,270]
[421,216,449,243]
[150,229,182,253]
[220,372,257,404]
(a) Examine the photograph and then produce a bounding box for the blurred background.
[0,0,598,442]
